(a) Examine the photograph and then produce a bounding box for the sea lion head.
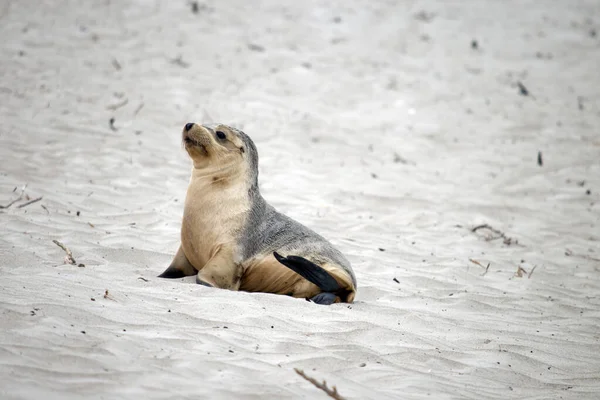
[182,122,259,185]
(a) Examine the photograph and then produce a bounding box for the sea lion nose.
[184,122,195,131]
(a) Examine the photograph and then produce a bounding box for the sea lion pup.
[158,122,356,305]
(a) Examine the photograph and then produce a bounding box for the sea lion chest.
[181,177,249,269]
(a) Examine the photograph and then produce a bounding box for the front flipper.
[158,245,197,278]
[196,246,242,290]
[273,252,342,297]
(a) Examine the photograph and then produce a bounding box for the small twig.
[482,262,490,276]
[528,265,537,279]
[88,222,95,228]
[294,368,346,400]
[469,258,485,268]
[471,223,520,246]
[0,197,22,209]
[17,196,43,208]
[137,277,149,282]
[41,204,50,214]
[469,259,491,276]
[52,239,77,265]
[472,223,502,236]
[0,184,27,209]
[514,266,527,278]
[103,289,116,301]
[133,102,144,116]
[106,98,128,111]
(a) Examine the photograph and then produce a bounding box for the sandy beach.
[1,0,599,399]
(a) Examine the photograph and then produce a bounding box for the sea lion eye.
[216,131,226,140]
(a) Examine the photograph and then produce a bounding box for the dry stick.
[133,102,144,116]
[41,204,50,214]
[52,240,76,265]
[17,196,43,208]
[0,197,22,209]
[528,265,537,279]
[469,258,491,276]
[472,223,518,245]
[0,184,27,209]
[514,266,527,278]
[103,289,116,301]
[294,368,346,400]
[482,262,490,276]
[472,223,505,238]
[106,98,128,111]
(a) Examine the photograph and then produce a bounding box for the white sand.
[1,1,599,399]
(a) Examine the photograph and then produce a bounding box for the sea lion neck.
[189,163,258,191]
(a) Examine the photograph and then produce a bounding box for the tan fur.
[179,124,250,284]
[239,254,349,303]
[196,245,243,289]
[240,254,322,298]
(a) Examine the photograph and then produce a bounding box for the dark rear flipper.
[273,252,345,305]
[309,292,339,305]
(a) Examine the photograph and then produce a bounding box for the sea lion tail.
[273,252,341,292]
